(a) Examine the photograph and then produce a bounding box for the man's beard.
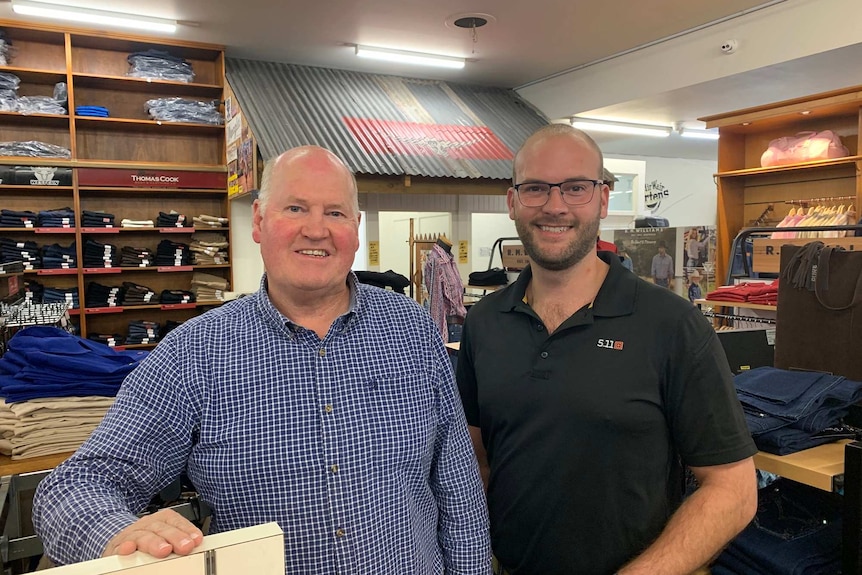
[515,212,601,272]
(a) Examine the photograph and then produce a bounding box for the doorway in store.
[378,211,452,280]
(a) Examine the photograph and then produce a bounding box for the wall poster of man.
[613,228,677,287]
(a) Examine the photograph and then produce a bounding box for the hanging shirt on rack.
[423,243,467,343]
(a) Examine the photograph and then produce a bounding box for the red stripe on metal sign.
[343,118,514,161]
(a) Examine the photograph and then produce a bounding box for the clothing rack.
[407,219,446,302]
[784,195,856,206]
[725,223,862,284]
[701,310,776,325]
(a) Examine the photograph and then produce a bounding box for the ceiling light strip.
[572,119,671,138]
[355,45,465,69]
[11,0,178,33]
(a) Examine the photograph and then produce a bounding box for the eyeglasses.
[512,179,603,207]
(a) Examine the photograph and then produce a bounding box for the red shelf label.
[158,266,193,272]
[85,306,124,314]
[160,303,196,310]
[35,227,75,233]
[36,268,77,275]
[83,268,122,274]
[159,227,194,234]
[81,227,120,233]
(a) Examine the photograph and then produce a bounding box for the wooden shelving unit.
[700,85,862,284]
[0,19,230,342]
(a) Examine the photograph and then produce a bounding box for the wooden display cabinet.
[700,85,862,283]
[0,20,230,344]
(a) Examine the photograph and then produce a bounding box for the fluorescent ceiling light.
[572,118,671,138]
[12,0,177,33]
[680,128,720,140]
[355,45,465,69]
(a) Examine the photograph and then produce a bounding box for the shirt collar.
[255,272,359,332]
[497,250,636,318]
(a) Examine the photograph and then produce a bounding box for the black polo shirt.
[456,251,756,575]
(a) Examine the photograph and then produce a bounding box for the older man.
[34,146,491,574]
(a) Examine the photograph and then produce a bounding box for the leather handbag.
[760,130,849,167]
[775,242,862,380]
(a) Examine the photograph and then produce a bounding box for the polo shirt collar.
[497,250,636,318]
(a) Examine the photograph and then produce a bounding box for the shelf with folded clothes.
[0,66,67,86]
[71,73,224,98]
[0,227,76,234]
[0,110,69,126]
[74,115,226,134]
[78,226,230,234]
[81,264,230,274]
[85,301,223,314]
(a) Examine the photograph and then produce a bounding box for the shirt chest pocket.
[363,372,438,468]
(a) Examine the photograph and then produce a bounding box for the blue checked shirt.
[33,274,491,573]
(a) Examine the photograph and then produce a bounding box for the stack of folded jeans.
[87,333,125,347]
[40,242,76,270]
[190,271,228,301]
[190,232,228,265]
[36,207,75,228]
[81,210,115,228]
[82,238,118,268]
[155,239,191,267]
[1,209,36,228]
[121,282,156,305]
[156,211,191,228]
[120,246,153,268]
[159,289,194,304]
[736,367,862,455]
[85,282,125,308]
[713,478,842,574]
[1,238,40,269]
[126,320,159,345]
[192,213,228,228]
[42,287,78,309]
[23,280,43,304]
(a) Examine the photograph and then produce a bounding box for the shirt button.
[336,528,346,537]
[540,351,549,359]
[324,404,333,413]
[318,348,326,357]
[330,464,339,474]
[536,324,544,331]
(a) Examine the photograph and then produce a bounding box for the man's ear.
[252,200,263,244]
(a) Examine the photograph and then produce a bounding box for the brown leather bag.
[775,242,862,380]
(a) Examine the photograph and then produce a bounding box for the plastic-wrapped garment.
[0,30,9,67]
[15,96,66,115]
[0,89,16,112]
[127,49,194,83]
[0,141,71,158]
[53,82,67,104]
[144,97,223,125]
[0,71,20,90]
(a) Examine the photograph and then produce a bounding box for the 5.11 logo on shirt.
[597,339,625,351]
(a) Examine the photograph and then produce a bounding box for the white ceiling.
[3,0,860,162]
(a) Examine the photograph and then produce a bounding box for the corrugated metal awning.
[225,59,547,180]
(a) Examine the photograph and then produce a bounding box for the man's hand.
[103,509,204,559]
